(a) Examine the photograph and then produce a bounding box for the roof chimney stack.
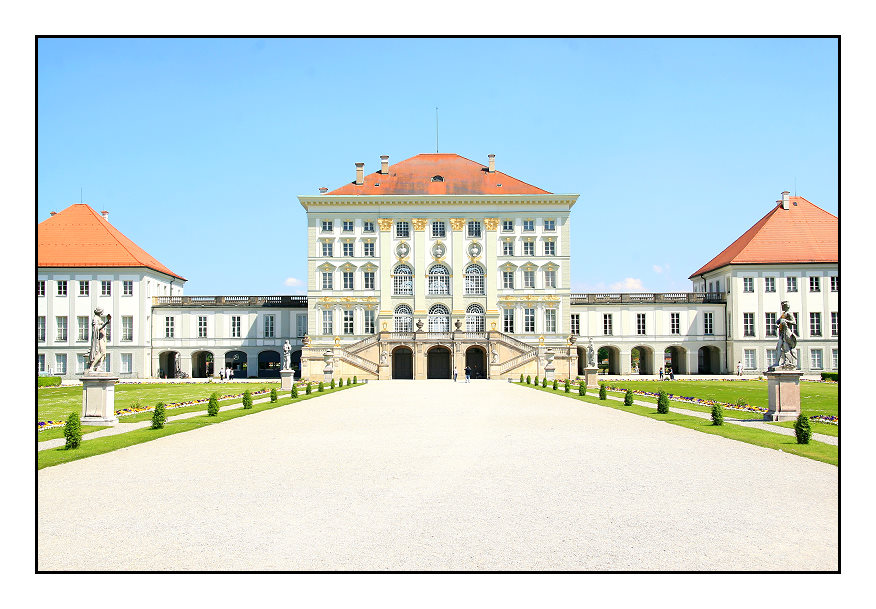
[319,187,328,194]
[380,155,389,174]
[781,191,790,210]
[488,153,495,173]
[101,210,109,220]
[355,162,365,185]
[50,211,57,216]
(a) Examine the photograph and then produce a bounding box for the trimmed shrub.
[207,392,220,416]
[318,382,324,392]
[330,379,336,389]
[578,383,586,397]
[347,377,351,385]
[599,384,607,400]
[542,377,547,388]
[534,375,539,386]
[338,378,344,387]
[64,411,82,449]
[353,376,358,384]
[520,374,524,383]
[794,414,812,444]
[657,391,669,414]
[38,376,62,388]
[711,403,724,426]
[623,389,634,406]
[821,372,838,382]
[242,390,253,409]
[291,385,298,398]
[152,402,167,429]
[564,379,570,393]
[306,383,312,395]
[526,375,531,385]
[270,388,278,403]
[552,379,558,391]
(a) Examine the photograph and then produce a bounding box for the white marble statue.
[776,301,798,369]
[283,339,292,370]
[86,308,111,373]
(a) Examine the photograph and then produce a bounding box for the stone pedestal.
[80,374,119,425]
[378,364,391,380]
[583,366,600,388]
[323,366,334,383]
[764,369,804,421]
[544,364,556,382]
[280,369,294,391]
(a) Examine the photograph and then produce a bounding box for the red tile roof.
[689,196,838,278]
[38,204,185,280]
[326,153,551,195]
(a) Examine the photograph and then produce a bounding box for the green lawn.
[518,383,837,466]
[38,381,281,425]
[38,383,359,469]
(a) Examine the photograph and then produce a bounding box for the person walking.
[464,365,471,383]
[659,367,664,380]
[736,360,743,376]
[453,365,458,382]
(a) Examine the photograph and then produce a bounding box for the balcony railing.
[153,295,308,307]
[569,292,726,305]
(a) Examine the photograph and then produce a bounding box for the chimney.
[488,153,495,173]
[781,191,790,210]
[101,210,109,220]
[319,187,328,194]
[50,211,57,216]
[380,155,389,174]
[355,162,365,185]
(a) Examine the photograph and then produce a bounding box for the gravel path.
[38,380,837,571]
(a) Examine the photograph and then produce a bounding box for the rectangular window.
[56,316,68,341]
[704,312,713,335]
[544,270,556,288]
[396,221,410,238]
[363,242,375,257]
[787,276,798,292]
[103,356,110,373]
[123,280,133,296]
[364,310,375,334]
[810,312,821,337]
[101,280,111,296]
[363,221,375,233]
[543,219,556,231]
[321,220,333,232]
[523,241,534,256]
[75,353,87,374]
[765,312,777,336]
[811,349,823,370]
[231,316,241,338]
[432,221,446,238]
[523,219,534,232]
[831,312,838,336]
[322,310,332,335]
[523,270,535,288]
[264,315,275,338]
[321,272,333,290]
[467,220,482,238]
[832,349,839,370]
[55,354,67,375]
[296,314,307,337]
[121,353,132,374]
[744,349,756,370]
[343,310,354,335]
[38,280,45,296]
[78,316,89,341]
[743,312,755,336]
[343,271,354,290]
[502,219,514,232]
[764,277,775,293]
[38,316,46,342]
[545,309,557,333]
[503,241,514,256]
[570,314,580,335]
[544,241,556,256]
[636,313,646,335]
[743,277,754,292]
[364,271,375,290]
[809,276,821,292]
[342,220,354,232]
[80,280,89,296]
[198,315,208,338]
[38,353,45,373]
[503,309,515,333]
[321,242,333,257]
[57,280,67,296]
[766,349,778,368]
[165,316,174,338]
[830,276,838,292]
[122,316,133,341]
[503,271,514,289]
[524,308,535,333]
[670,312,680,335]
[604,314,613,336]
[342,242,354,257]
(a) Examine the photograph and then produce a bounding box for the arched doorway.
[664,346,686,375]
[598,346,620,375]
[258,350,281,378]
[158,351,180,379]
[191,351,214,378]
[631,345,654,375]
[698,346,721,374]
[427,346,452,379]
[225,350,247,379]
[290,349,302,379]
[392,346,413,379]
[465,346,487,379]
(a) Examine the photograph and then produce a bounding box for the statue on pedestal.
[776,301,798,369]
[380,349,388,365]
[86,308,111,374]
[491,347,499,364]
[587,338,596,368]
[283,340,292,370]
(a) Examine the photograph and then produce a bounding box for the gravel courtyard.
[38,380,838,571]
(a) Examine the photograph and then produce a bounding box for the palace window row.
[38,279,139,297]
[736,275,837,294]
[319,240,378,258]
[318,218,558,238]
[321,270,377,291]
[320,309,377,335]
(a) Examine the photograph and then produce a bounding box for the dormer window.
[431,175,444,182]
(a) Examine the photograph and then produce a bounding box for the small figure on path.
[736,361,743,376]
[453,365,458,382]
[776,301,798,369]
[86,308,111,373]
[464,365,471,383]
[659,367,664,380]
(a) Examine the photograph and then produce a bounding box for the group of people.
[218,367,235,380]
[659,366,674,380]
[452,365,473,382]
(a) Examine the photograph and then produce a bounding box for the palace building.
[37,153,838,380]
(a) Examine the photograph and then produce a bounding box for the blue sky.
[37,37,838,295]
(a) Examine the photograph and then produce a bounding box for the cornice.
[299,194,579,209]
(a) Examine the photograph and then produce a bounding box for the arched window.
[428,304,450,333]
[466,303,485,333]
[394,304,413,333]
[464,264,485,295]
[427,264,451,295]
[392,264,413,295]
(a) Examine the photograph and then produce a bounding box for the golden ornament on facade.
[484,218,499,231]
[449,218,465,231]
[377,218,393,231]
[412,218,427,231]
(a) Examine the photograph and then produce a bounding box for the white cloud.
[608,277,645,292]
[652,265,663,274]
[284,277,303,287]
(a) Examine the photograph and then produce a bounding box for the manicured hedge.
[821,372,838,382]
[38,376,62,387]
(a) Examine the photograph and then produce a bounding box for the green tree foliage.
[624,389,634,406]
[794,414,812,444]
[564,379,570,393]
[291,385,298,398]
[207,392,220,416]
[579,383,586,397]
[599,384,607,400]
[657,390,669,414]
[242,390,253,409]
[306,383,312,395]
[330,379,336,389]
[270,388,278,403]
[711,403,724,426]
[152,403,167,429]
[64,411,82,449]
[318,382,324,392]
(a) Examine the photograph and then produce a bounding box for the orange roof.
[689,196,838,278]
[326,153,551,195]
[38,204,186,280]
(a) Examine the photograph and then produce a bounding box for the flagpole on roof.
[435,107,439,153]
